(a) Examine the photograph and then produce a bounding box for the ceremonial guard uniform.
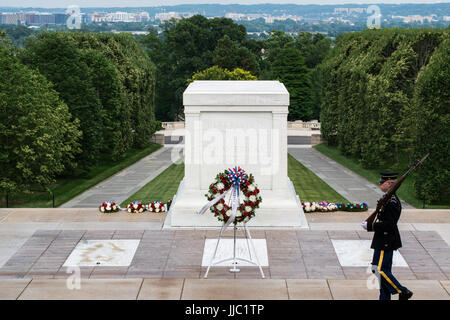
[367,172,413,300]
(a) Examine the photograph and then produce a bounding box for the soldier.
[362,172,413,300]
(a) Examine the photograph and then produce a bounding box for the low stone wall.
[162,122,185,130]
[311,133,325,146]
[162,121,321,132]
[288,120,321,131]
[151,133,165,145]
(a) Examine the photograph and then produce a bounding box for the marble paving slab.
[63,240,140,267]
[331,240,408,267]
[202,239,269,267]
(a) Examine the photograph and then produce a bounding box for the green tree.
[80,48,126,159]
[295,32,332,69]
[319,28,446,168]
[141,15,249,121]
[20,32,103,168]
[272,47,313,120]
[188,66,257,83]
[0,35,81,194]
[213,35,260,75]
[66,32,157,150]
[412,38,450,203]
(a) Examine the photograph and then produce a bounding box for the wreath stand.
[204,222,265,279]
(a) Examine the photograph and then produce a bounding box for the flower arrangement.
[302,201,368,212]
[302,201,338,212]
[127,201,145,213]
[99,201,119,213]
[147,201,166,213]
[205,168,262,224]
[336,202,368,212]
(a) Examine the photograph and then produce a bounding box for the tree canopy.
[20,31,157,167]
[188,65,257,83]
[318,28,449,203]
[272,47,313,120]
[0,35,81,193]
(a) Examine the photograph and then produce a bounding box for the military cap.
[380,171,398,184]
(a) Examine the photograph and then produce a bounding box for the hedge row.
[319,28,449,203]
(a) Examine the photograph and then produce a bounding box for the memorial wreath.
[147,201,166,213]
[202,167,262,224]
[127,201,145,213]
[99,201,119,213]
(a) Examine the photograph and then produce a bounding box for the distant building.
[333,7,366,15]
[225,13,245,20]
[90,12,107,23]
[138,12,150,22]
[0,13,22,25]
[155,12,180,22]
[392,15,436,23]
[107,11,130,22]
[54,13,69,24]
[39,13,55,25]
[25,12,56,26]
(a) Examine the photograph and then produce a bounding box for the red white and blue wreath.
[197,166,262,225]
[99,201,119,213]
[127,201,145,213]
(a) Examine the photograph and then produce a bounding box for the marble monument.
[167,80,308,228]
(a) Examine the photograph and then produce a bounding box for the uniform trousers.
[371,249,408,300]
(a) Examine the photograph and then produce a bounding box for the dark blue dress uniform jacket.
[367,194,403,251]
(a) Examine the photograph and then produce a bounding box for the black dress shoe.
[399,289,413,300]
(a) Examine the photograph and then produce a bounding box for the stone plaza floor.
[0,208,449,300]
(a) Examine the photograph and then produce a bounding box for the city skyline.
[0,0,448,8]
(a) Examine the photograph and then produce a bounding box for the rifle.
[365,153,429,226]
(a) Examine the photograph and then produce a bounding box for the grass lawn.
[121,160,184,207]
[314,143,450,209]
[288,153,348,203]
[1,143,162,208]
[122,154,348,206]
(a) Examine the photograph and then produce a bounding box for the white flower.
[149,207,153,212]
[100,207,105,212]
[112,205,117,210]
[236,210,242,217]
[161,206,165,212]
[226,210,232,217]
[133,204,138,209]
[249,195,256,202]
[216,203,223,210]
[139,208,143,213]
[218,214,224,221]
[106,206,111,211]
[128,208,131,213]
[155,202,160,208]
[248,185,255,192]
[244,216,250,223]
[155,208,160,213]
[216,182,224,190]
[245,206,252,212]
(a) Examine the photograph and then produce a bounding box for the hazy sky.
[0,0,448,8]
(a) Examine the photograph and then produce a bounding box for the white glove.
[361,221,367,230]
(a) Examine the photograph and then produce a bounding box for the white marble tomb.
[167,80,308,228]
